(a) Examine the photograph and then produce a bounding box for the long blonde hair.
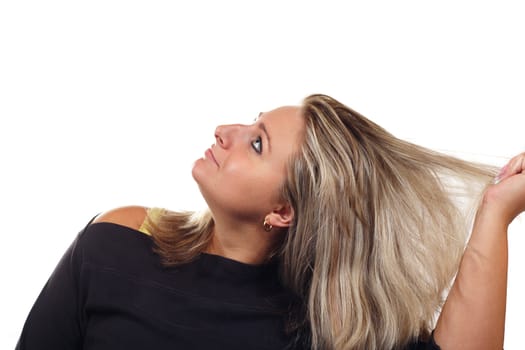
[146,94,498,349]
[280,94,497,349]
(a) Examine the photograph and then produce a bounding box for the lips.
[205,148,219,167]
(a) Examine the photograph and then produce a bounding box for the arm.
[434,153,525,349]
[15,220,92,350]
[16,207,147,349]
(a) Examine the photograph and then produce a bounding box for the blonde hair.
[146,94,498,349]
[281,94,497,349]
[143,210,214,265]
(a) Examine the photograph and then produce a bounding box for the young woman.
[16,94,524,349]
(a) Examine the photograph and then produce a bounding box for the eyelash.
[251,136,263,154]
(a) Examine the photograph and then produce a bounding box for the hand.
[483,152,525,227]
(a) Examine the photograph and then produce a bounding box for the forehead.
[259,105,304,132]
[258,106,305,158]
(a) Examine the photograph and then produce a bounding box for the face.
[192,106,305,225]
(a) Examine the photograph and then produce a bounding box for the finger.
[497,152,525,183]
[508,153,525,176]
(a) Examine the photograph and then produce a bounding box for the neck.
[206,219,279,265]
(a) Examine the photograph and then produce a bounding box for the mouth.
[205,148,219,167]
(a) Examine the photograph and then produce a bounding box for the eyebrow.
[257,113,271,153]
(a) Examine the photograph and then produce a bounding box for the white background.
[1,1,524,348]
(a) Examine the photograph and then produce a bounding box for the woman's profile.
[16,94,525,349]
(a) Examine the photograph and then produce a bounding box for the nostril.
[215,126,225,146]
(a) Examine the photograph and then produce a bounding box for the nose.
[214,124,241,148]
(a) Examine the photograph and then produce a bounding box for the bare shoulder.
[92,206,149,231]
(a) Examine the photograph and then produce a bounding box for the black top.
[16,221,441,349]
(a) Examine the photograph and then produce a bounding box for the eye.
[251,136,263,154]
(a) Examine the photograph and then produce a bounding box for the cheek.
[219,164,284,210]
[193,154,287,217]
[224,164,275,195]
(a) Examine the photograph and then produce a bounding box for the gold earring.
[263,219,273,232]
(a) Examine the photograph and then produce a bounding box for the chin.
[191,164,210,199]
[191,158,205,182]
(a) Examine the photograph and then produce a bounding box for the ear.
[266,203,294,228]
